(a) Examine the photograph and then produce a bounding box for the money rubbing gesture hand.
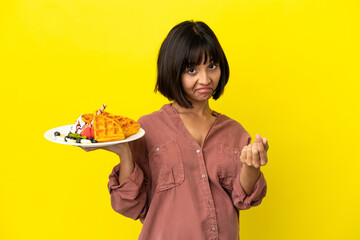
[240,134,269,168]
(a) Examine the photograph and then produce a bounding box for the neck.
[171,100,213,117]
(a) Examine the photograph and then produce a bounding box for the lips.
[196,88,213,93]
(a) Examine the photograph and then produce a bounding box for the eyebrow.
[186,58,215,67]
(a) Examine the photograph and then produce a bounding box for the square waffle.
[105,113,140,138]
[93,114,125,142]
[114,116,140,138]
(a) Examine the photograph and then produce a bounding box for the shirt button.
[234,150,238,154]
[196,149,200,153]
[211,227,216,231]
[201,174,206,178]
[156,147,160,151]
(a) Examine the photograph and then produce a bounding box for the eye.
[209,64,217,70]
[187,68,196,74]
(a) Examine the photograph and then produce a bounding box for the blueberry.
[92,139,98,143]
[76,138,81,143]
[54,131,60,137]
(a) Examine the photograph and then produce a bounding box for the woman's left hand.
[240,134,269,168]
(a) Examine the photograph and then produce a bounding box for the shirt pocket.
[148,139,185,193]
[217,143,242,191]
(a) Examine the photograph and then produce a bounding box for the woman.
[87,20,269,240]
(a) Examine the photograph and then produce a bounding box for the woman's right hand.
[80,142,135,184]
[79,142,132,160]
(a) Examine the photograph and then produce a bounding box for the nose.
[198,69,211,85]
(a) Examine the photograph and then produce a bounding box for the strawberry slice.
[81,124,92,138]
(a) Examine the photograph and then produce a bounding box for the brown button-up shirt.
[108,104,267,240]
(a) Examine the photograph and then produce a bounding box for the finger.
[240,146,247,163]
[257,141,268,166]
[255,134,263,144]
[263,137,269,151]
[257,133,269,151]
[246,143,253,166]
[78,146,90,152]
[257,134,269,150]
[78,146,99,152]
[252,143,260,168]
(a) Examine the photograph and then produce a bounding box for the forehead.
[185,47,218,67]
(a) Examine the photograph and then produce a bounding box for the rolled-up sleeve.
[232,171,267,210]
[108,162,147,220]
[108,162,144,199]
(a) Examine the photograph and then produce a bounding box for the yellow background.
[1,0,359,239]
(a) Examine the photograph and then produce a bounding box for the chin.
[186,93,213,103]
[194,95,212,102]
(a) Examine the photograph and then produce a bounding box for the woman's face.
[181,56,221,104]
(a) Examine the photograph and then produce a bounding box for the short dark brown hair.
[155,20,230,108]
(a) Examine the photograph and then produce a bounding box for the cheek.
[212,70,221,87]
[181,75,195,90]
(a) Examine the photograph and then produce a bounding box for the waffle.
[104,113,140,138]
[81,112,140,138]
[81,113,93,124]
[115,116,140,138]
[93,114,125,142]
[81,111,111,124]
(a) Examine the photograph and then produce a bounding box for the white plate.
[44,125,145,147]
